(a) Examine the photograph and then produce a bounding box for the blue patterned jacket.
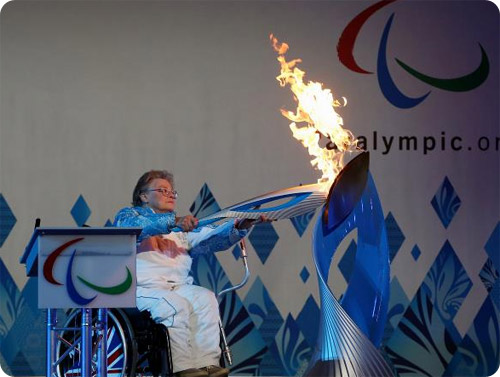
[113,206,247,257]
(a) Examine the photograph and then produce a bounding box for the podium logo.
[43,237,133,305]
[337,0,490,109]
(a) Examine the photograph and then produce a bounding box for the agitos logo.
[337,0,490,109]
[43,238,133,306]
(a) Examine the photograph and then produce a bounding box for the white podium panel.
[36,230,137,308]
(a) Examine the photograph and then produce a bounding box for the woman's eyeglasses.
[144,188,178,198]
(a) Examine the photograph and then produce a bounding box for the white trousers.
[136,284,221,373]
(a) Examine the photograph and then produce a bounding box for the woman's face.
[140,178,177,213]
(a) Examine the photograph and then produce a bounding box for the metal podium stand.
[20,227,141,377]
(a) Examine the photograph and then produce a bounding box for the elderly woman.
[114,170,261,377]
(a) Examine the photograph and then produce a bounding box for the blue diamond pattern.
[431,176,461,229]
[444,296,500,377]
[20,277,38,314]
[244,277,284,345]
[9,351,34,376]
[385,240,475,377]
[300,267,310,283]
[0,258,25,343]
[258,305,284,348]
[0,352,11,376]
[411,245,421,261]
[491,279,500,311]
[289,210,316,237]
[232,244,241,260]
[385,212,405,263]
[104,219,113,227]
[0,194,17,247]
[484,222,500,271]
[423,241,472,323]
[259,346,287,376]
[386,286,462,377]
[295,295,320,348]
[190,183,221,218]
[267,314,313,376]
[70,195,91,226]
[338,240,357,283]
[0,295,37,373]
[387,277,410,328]
[479,258,499,293]
[14,311,44,374]
[248,223,279,264]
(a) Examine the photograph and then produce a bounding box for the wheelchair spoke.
[55,334,82,367]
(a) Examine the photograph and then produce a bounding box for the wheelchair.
[54,239,249,377]
[55,307,172,377]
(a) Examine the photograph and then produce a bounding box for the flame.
[270,34,358,190]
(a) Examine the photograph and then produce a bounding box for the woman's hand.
[175,215,199,231]
[235,215,272,230]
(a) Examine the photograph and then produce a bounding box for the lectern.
[20,227,142,377]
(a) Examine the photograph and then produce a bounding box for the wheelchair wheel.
[55,309,137,377]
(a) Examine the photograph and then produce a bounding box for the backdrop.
[0,1,498,376]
